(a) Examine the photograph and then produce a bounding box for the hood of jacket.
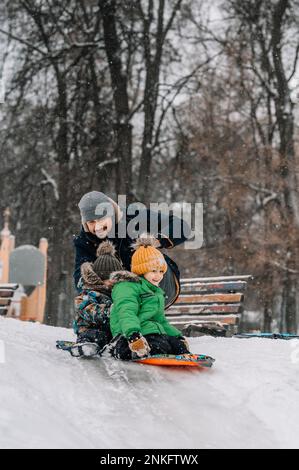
[109,270,140,284]
[80,262,140,292]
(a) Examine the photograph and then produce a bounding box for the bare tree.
[1,0,211,326]
[0,0,114,325]
[178,0,299,332]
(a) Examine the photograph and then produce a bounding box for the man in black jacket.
[73,191,191,308]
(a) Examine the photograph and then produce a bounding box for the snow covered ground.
[0,316,299,449]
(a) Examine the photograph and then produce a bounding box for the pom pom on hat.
[131,233,160,251]
[131,233,167,276]
[96,240,117,257]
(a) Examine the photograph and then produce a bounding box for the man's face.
[86,216,113,238]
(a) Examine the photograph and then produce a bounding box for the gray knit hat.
[78,191,123,224]
[93,241,124,280]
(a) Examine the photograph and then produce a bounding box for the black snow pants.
[110,333,189,360]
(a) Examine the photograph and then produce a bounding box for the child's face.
[144,269,165,286]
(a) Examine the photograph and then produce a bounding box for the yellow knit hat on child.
[131,233,168,275]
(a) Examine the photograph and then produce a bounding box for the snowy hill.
[0,317,299,449]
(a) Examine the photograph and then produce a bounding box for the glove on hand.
[179,336,190,352]
[128,332,151,358]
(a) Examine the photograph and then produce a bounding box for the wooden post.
[9,234,15,252]
[36,238,48,323]
[0,208,12,283]
[19,292,36,322]
[19,239,48,323]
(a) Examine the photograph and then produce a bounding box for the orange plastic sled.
[134,354,215,368]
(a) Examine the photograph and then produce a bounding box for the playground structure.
[0,208,48,323]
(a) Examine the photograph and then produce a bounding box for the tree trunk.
[114,121,133,196]
[45,72,70,326]
[263,301,272,332]
[271,0,298,332]
[137,0,165,203]
[100,0,132,196]
[281,250,297,334]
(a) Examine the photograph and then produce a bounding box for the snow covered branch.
[269,261,299,274]
[98,158,119,170]
[40,169,59,201]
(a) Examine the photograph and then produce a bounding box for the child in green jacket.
[109,234,190,360]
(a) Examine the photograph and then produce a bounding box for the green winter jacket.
[110,275,182,339]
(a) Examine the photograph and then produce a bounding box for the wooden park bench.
[166,275,252,337]
[0,283,19,316]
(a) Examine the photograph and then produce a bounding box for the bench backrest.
[166,275,251,336]
[0,284,19,316]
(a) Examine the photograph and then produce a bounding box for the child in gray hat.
[73,241,123,351]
